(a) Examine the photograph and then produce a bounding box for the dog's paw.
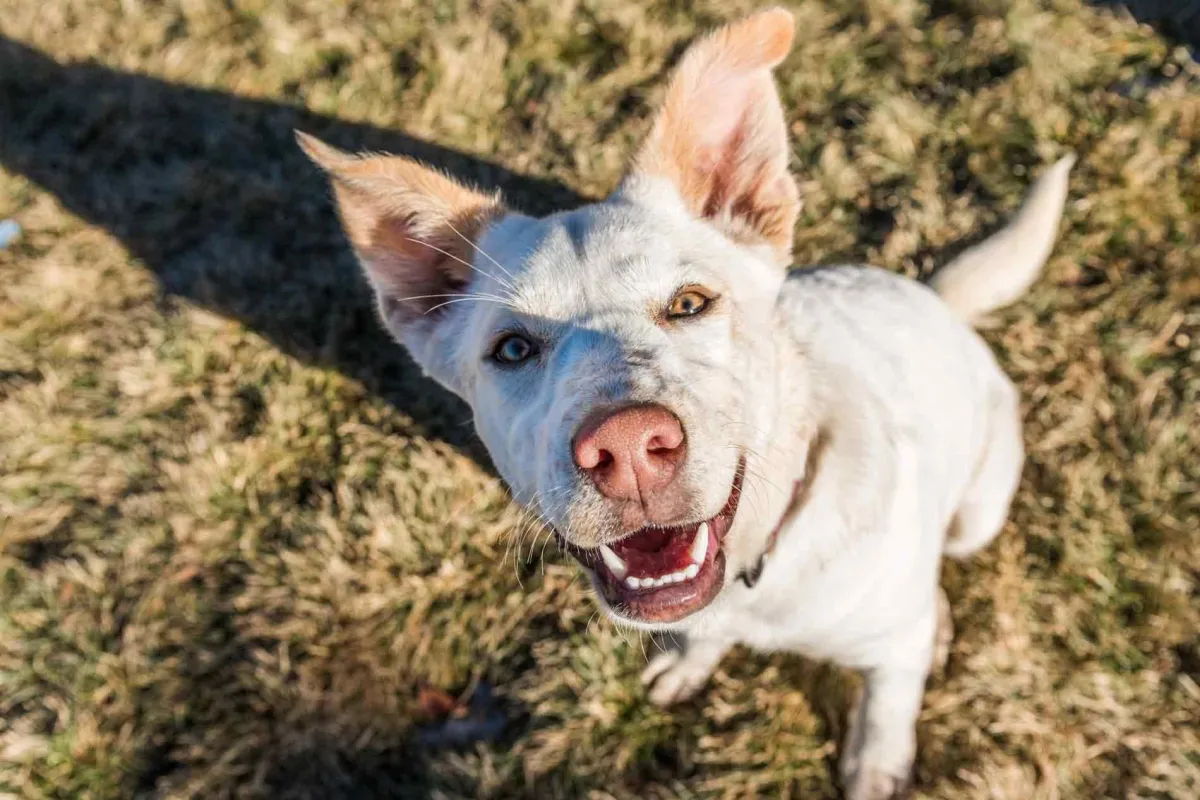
[640,650,712,706]
[842,768,912,800]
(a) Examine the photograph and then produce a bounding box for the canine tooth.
[625,576,640,589]
[689,522,710,565]
[599,545,627,578]
[684,563,700,580]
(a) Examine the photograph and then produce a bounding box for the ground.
[0,1,1197,798]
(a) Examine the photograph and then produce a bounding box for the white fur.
[378,158,1070,797]
[305,14,1073,791]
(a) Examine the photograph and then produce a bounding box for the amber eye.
[492,333,536,365]
[667,288,714,319]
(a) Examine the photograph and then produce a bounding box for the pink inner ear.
[319,159,504,323]
[624,9,799,260]
[676,73,784,224]
[359,215,481,320]
[689,71,757,162]
[694,80,762,217]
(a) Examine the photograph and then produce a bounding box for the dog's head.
[302,9,803,629]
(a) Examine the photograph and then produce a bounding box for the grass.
[0,0,1197,797]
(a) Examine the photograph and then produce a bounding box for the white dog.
[299,8,1072,797]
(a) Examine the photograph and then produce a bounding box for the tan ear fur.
[627,8,800,264]
[297,132,504,324]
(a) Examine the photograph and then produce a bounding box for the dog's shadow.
[0,36,586,472]
[2,33,1012,799]
[0,35,588,796]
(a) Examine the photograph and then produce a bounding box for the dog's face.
[302,9,802,629]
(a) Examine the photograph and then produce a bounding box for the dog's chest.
[703,444,944,664]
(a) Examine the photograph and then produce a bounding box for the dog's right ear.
[297,132,505,338]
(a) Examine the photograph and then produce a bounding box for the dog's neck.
[716,317,818,580]
[738,428,828,588]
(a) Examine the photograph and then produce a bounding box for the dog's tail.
[929,155,1075,324]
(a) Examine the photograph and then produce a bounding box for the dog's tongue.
[611,526,697,575]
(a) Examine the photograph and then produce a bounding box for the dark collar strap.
[739,480,801,588]
[738,432,825,589]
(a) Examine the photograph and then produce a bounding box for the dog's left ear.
[621,8,800,266]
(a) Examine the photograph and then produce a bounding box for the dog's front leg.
[840,608,938,800]
[640,632,732,706]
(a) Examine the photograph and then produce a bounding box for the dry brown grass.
[1,1,1197,798]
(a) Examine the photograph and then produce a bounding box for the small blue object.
[0,219,20,249]
[415,681,508,749]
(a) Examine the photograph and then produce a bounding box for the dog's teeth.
[624,568,699,591]
[599,544,627,578]
[689,522,710,565]
[621,563,709,591]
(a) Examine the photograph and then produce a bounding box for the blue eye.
[493,334,536,365]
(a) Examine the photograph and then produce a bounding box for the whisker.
[538,530,553,571]
[404,236,516,294]
[395,291,514,306]
[442,217,520,286]
[728,446,786,495]
[424,296,517,315]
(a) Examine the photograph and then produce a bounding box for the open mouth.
[566,457,745,624]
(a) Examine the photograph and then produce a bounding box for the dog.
[298,8,1073,798]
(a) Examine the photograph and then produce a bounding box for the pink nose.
[573,405,686,501]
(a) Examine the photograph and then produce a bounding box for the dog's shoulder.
[775,264,992,368]
[774,263,1007,443]
[776,264,945,327]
